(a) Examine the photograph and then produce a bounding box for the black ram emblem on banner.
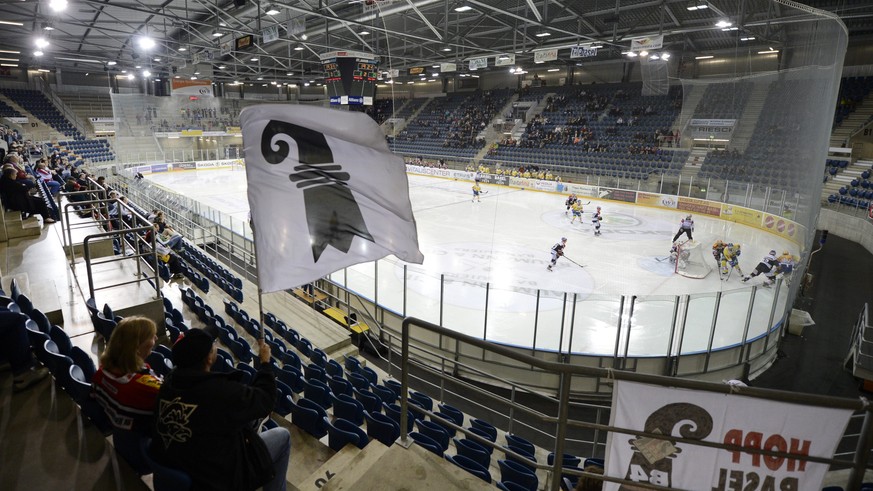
[261,119,374,262]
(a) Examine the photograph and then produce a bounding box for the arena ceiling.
[0,0,870,83]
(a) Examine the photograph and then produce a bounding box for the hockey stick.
[722,266,734,282]
[563,256,586,268]
[654,256,671,262]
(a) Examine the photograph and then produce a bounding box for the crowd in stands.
[833,76,873,126]
[0,88,82,138]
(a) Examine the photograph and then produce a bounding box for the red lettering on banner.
[724,430,811,472]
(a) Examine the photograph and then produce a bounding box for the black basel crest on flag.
[261,119,374,262]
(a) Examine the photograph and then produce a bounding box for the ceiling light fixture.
[625,51,638,57]
[454,4,473,12]
[639,50,649,57]
[142,70,151,77]
[359,30,370,35]
[251,57,259,61]
[190,76,197,80]
[0,57,18,62]
[534,32,551,37]
[442,46,452,52]
[0,49,21,54]
[34,38,49,48]
[33,50,44,57]
[135,65,141,69]
[138,36,155,50]
[758,49,779,54]
[107,61,117,65]
[721,26,738,31]
[294,46,304,50]
[153,57,161,62]
[48,0,67,11]
[740,36,756,41]
[300,34,307,40]
[265,5,280,15]
[695,55,714,59]
[0,63,17,67]
[715,20,732,28]
[650,54,660,60]
[0,20,24,26]
[127,74,135,80]
[547,68,560,72]
[218,65,226,69]
[38,68,50,72]
[661,53,671,60]
[686,3,708,10]
[212,31,223,37]
[178,47,187,52]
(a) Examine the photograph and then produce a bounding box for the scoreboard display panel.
[320,50,379,106]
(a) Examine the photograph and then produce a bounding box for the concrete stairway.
[673,83,706,130]
[727,81,769,153]
[831,98,873,148]
[680,148,709,182]
[822,159,873,201]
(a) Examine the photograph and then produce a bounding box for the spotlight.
[48,0,67,12]
[142,70,151,77]
[107,61,117,66]
[138,36,156,50]
[715,20,732,28]
[33,50,44,57]
[34,38,50,48]
[265,5,280,15]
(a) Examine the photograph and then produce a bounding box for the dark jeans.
[0,311,35,376]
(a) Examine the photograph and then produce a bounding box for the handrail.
[399,316,873,491]
[82,225,160,300]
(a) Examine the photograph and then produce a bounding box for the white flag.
[241,105,424,293]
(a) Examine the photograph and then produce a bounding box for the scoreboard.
[320,50,379,106]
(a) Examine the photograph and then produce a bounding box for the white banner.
[89,117,117,123]
[4,117,28,124]
[261,25,280,44]
[533,48,558,63]
[688,119,737,139]
[605,381,852,491]
[406,165,470,180]
[440,63,457,73]
[495,54,515,67]
[219,36,233,57]
[468,57,488,70]
[241,105,424,293]
[170,79,214,97]
[570,46,598,58]
[630,35,664,51]
[287,17,305,36]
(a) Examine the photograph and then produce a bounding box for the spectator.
[152,329,291,491]
[35,162,60,195]
[159,224,184,251]
[0,167,56,223]
[0,310,50,392]
[91,316,161,435]
[574,465,604,491]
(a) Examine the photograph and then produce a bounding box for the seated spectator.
[91,316,162,436]
[0,167,56,223]
[159,225,184,251]
[0,310,50,392]
[155,240,184,280]
[35,162,61,195]
[574,465,604,491]
[152,329,291,491]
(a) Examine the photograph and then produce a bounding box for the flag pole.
[248,213,266,341]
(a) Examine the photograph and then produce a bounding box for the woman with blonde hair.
[91,316,162,436]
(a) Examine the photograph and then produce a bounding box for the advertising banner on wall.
[440,63,457,73]
[761,213,804,244]
[687,119,737,140]
[720,204,763,228]
[495,54,516,67]
[677,196,721,216]
[630,35,664,51]
[605,381,851,491]
[4,117,28,124]
[636,192,677,209]
[171,79,214,97]
[599,188,637,203]
[563,183,599,198]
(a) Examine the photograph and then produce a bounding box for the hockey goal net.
[674,240,712,279]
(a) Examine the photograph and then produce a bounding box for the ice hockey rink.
[146,169,795,357]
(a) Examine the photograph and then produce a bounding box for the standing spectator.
[152,329,291,491]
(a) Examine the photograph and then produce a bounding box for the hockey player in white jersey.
[742,250,779,285]
[547,237,567,271]
[672,215,694,243]
[591,206,603,236]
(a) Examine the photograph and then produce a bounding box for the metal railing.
[397,316,873,491]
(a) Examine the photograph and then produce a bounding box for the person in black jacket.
[151,328,291,491]
[0,167,55,223]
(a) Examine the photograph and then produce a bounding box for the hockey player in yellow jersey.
[570,201,584,223]
[720,243,744,279]
[472,183,482,202]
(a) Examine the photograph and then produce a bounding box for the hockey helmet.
[782,250,790,256]
[735,243,741,249]
[596,206,601,210]
[561,237,567,242]
[769,250,777,256]
[727,243,733,248]
[686,214,692,219]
